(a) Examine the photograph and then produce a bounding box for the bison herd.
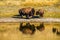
[17,7,44,19]
[17,7,60,35]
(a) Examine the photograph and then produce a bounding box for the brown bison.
[19,7,35,19]
[36,9,44,17]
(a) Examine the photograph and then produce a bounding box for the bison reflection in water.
[19,23,35,35]
[36,9,44,17]
[52,28,60,35]
[36,23,45,31]
[56,30,60,35]
[19,7,35,19]
[52,28,57,33]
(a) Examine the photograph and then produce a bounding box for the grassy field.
[0,22,60,40]
[0,5,60,18]
[0,1,60,18]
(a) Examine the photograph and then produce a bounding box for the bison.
[19,7,35,19]
[36,9,44,17]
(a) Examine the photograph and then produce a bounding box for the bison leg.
[19,10,23,18]
[36,11,39,15]
[20,13,24,18]
[29,11,34,18]
[40,14,43,17]
[26,15,29,19]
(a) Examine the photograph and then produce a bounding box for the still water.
[0,22,60,40]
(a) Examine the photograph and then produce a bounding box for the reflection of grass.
[0,22,60,33]
[0,22,60,31]
[0,22,20,32]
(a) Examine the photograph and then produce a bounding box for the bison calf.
[36,9,44,17]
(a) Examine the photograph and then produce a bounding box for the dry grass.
[0,1,60,18]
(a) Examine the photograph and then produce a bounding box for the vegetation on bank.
[0,0,60,18]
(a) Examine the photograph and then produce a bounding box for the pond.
[0,22,60,40]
